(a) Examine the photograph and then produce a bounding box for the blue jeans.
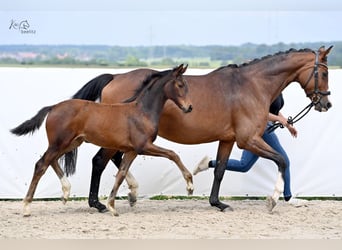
[210,124,292,200]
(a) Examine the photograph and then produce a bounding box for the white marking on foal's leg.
[126,171,139,207]
[187,181,194,195]
[60,175,71,204]
[22,200,31,217]
[106,197,119,217]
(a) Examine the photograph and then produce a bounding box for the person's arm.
[268,112,298,138]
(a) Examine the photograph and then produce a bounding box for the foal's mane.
[213,48,314,72]
[123,68,172,103]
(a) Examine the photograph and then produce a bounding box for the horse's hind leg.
[51,160,71,204]
[89,148,116,212]
[242,135,286,212]
[141,143,194,195]
[90,149,139,212]
[23,150,57,217]
[107,151,138,217]
[209,141,234,211]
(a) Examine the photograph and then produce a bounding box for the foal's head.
[296,46,333,112]
[124,64,192,113]
[163,64,192,113]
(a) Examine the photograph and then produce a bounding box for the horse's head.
[165,64,193,113]
[297,46,333,112]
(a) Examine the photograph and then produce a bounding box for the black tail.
[10,106,53,136]
[60,148,78,177]
[72,73,114,101]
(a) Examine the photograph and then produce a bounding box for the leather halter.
[302,51,330,104]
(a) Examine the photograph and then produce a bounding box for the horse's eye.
[176,81,184,88]
[322,72,328,78]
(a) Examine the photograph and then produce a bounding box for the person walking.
[193,93,307,207]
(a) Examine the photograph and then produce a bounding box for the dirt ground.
[0,198,341,239]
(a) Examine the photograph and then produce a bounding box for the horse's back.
[102,68,158,104]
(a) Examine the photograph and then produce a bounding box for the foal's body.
[11,65,193,216]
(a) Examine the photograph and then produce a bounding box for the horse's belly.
[158,114,228,144]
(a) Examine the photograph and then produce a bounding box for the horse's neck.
[136,84,167,122]
[246,53,311,97]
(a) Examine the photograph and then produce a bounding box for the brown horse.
[11,64,193,216]
[74,46,333,213]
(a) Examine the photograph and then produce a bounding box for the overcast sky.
[1,0,342,46]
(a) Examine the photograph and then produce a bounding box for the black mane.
[123,68,172,103]
[214,48,314,72]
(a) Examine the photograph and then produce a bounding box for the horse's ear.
[325,45,333,56]
[319,45,333,57]
[173,64,185,76]
[180,64,188,74]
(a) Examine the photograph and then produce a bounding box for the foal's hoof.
[89,201,108,213]
[62,197,68,205]
[107,206,119,217]
[266,196,277,213]
[128,192,137,207]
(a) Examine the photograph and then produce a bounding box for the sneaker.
[193,156,210,175]
[286,197,308,207]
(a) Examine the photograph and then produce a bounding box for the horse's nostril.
[327,102,332,109]
[188,105,193,112]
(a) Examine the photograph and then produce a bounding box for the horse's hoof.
[107,206,119,217]
[89,201,108,213]
[266,196,277,213]
[62,197,68,205]
[210,200,233,212]
[128,192,137,207]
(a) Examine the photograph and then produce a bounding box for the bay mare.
[11,65,193,216]
[73,46,333,213]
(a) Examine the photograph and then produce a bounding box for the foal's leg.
[107,151,138,217]
[89,149,139,212]
[141,143,194,195]
[209,141,234,211]
[23,149,57,217]
[51,160,71,204]
[110,151,139,207]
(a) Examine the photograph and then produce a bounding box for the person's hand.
[277,114,297,138]
[286,124,298,138]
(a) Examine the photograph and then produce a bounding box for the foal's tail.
[11,105,78,177]
[72,73,113,101]
[10,106,53,136]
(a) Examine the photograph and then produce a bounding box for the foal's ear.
[173,64,185,76]
[180,64,188,74]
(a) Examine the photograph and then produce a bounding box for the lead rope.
[266,101,315,133]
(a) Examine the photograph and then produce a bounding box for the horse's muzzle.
[315,100,332,112]
[183,104,193,113]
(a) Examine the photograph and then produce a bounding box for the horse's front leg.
[90,149,139,212]
[107,151,138,217]
[209,141,234,211]
[141,143,193,195]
